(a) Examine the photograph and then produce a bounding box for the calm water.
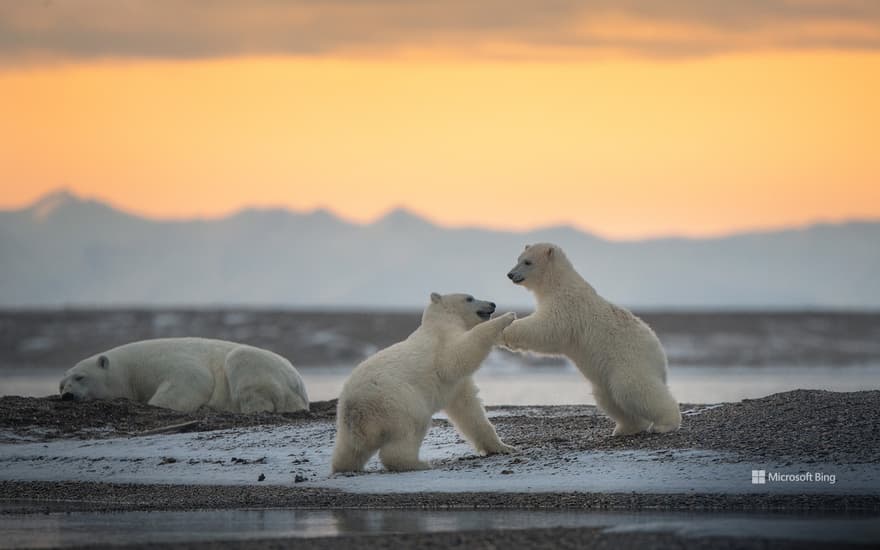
[3,362,880,405]
[3,310,880,405]
[0,508,877,548]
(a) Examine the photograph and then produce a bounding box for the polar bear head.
[59,354,117,401]
[425,292,497,329]
[507,242,572,290]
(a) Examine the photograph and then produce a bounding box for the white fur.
[503,243,681,436]
[59,338,309,413]
[332,293,516,473]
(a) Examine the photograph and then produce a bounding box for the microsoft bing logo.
[751,470,766,484]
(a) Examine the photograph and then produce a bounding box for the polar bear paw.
[612,422,650,436]
[494,312,516,329]
[480,442,518,456]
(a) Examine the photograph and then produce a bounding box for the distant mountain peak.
[308,207,342,222]
[27,188,81,221]
[1,189,879,308]
[375,207,434,229]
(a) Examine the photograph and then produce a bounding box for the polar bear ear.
[430,292,442,304]
[524,244,530,250]
[97,355,110,369]
[546,246,554,257]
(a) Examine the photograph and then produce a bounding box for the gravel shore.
[2,389,878,463]
[2,389,879,511]
[2,389,879,548]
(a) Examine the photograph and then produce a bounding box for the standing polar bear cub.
[503,243,681,436]
[59,338,309,413]
[332,293,516,473]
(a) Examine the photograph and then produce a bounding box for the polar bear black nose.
[61,392,75,401]
[507,272,515,280]
[489,302,496,309]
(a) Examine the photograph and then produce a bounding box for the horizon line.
[6,187,880,244]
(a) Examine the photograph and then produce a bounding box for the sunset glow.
[2,2,879,239]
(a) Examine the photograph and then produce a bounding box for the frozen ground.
[2,390,878,498]
[2,419,875,496]
[3,390,878,548]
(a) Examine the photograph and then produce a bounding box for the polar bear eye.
[74,375,85,382]
[466,296,474,302]
[524,260,532,266]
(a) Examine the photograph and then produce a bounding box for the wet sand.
[10,524,870,550]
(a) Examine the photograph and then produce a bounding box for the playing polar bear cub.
[503,243,681,436]
[332,293,516,472]
[59,337,309,413]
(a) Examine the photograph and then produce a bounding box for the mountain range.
[1,190,878,309]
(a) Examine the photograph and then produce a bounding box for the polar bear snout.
[476,302,496,320]
[60,391,77,401]
[507,270,525,284]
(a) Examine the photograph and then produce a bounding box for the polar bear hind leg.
[646,385,682,434]
[332,399,389,473]
[331,428,377,473]
[237,392,277,414]
[379,435,430,471]
[602,376,681,436]
[376,415,431,471]
[225,347,286,413]
[148,379,211,412]
[593,385,652,436]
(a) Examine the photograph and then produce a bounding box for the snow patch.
[2,420,877,495]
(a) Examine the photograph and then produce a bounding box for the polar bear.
[332,293,516,473]
[59,338,309,413]
[503,243,681,436]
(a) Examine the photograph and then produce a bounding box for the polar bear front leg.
[446,313,516,379]
[378,421,431,471]
[445,378,516,455]
[500,315,560,355]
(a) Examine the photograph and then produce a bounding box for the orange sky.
[2,5,880,239]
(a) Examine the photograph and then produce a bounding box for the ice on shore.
[1,420,877,496]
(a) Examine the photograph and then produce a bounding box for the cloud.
[2,0,880,63]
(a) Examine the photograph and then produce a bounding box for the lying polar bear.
[59,337,309,413]
[503,243,681,436]
[332,292,516,473]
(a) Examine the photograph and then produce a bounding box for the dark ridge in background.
[2,310,879,369]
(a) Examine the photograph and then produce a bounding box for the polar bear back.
[339,334,440,419]
[98,337,234,403]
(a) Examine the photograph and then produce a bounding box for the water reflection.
[0,508,877,549]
